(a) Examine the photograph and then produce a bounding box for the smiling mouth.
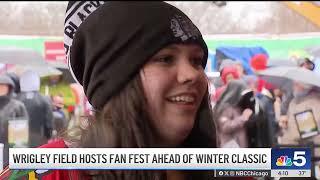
[167,94,197,106]
[169,96,194,103]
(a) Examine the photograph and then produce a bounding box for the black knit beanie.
[64,1,208,110]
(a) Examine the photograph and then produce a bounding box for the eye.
[191,56,203,68]
[154,55,174,65]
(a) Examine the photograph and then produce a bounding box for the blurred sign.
[44,41,67,66]
[8,119,29,148]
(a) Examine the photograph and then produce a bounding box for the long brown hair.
[64,74,216,180]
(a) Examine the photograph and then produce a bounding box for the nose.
[176,60,201,85]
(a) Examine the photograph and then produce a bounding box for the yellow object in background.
[28,171,37,180]
[284,1,320,28]
[40,76,76,108]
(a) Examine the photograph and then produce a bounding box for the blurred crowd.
[210,54,320,172]
[0,55,319,170]
[0,70,73,167]
[0,53,319,174]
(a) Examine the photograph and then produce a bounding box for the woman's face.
[140,44,207,146]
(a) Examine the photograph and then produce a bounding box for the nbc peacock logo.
[276,156,293,166]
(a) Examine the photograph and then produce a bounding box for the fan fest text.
[9,148,271,170]
[12,153,267,164]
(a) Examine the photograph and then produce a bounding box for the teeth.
[170,96,195,103]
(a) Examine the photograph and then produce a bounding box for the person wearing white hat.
[16,70,53,148]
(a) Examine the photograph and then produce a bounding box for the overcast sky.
[0,1,319,36]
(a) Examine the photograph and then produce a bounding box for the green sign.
[0,36,61,56]
[0,35,319,59]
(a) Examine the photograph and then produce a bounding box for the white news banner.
[9,148,271,170]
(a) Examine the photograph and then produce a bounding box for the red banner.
[44,41,67,64]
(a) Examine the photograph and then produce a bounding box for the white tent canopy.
[0,47,62,77]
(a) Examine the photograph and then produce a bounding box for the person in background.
[218,59,235,72]
[258,86,280,146]
[213,79,253,148]
[209,59,234,90]
[249,53,272,93]
[51,94,68,139]
[281,81,320,142]
[279,57,315,130]
[233,60,246,78]
[221,66,240,85]
[6,72,21,98]
[298,57,315,71]
[213,65,240,101]
[217,59,245,84]
[213,59,246,104]
[273,88,283,124]
[280,81,320,180]
[16,70,53,147]
[250,54,280,146]
[242,75,258,95]
[0,74,28,167]
[218,59,245,78]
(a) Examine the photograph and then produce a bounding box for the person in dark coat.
[16,70,53,147]
[248,53,279,148]
[0,74,29,167]
[245,101,274,148]
[256,87,280,147]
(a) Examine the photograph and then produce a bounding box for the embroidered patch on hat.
[170,14,201,41]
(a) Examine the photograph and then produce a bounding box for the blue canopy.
[214,46,269,75]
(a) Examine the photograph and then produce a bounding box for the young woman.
[1,2,216,180]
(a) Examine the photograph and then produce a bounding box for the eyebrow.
[165,44,203,53]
